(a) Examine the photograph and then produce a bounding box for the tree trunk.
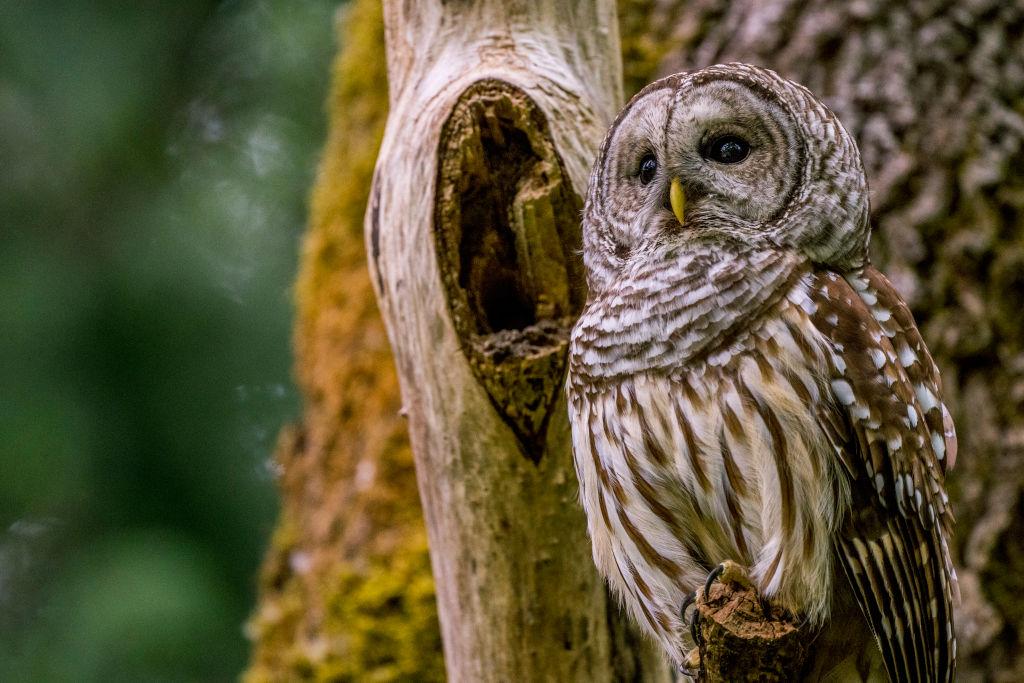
[365,2,669,681]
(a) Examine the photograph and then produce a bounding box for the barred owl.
[567,64,957,681]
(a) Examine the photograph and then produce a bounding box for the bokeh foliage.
[0,1,339,679]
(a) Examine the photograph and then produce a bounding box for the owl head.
[582,63,870,293]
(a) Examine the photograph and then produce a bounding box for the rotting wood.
[690,573,811,682]
[434,80,585,458]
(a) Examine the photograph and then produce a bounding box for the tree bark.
[691,573,809,682]
[366,1,668,680]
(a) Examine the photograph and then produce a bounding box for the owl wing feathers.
[808,267,956,683]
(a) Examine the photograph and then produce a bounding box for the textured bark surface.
[365,1,667,680]
[693,575,809,682]
[247,1,1024,680]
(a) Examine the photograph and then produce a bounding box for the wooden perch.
[689,567,812,682]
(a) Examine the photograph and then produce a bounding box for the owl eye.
[638,154,657,184]
[703,135,750,164]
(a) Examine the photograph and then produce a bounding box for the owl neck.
[570,244,805,385]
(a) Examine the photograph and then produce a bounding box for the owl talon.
[703,563,726,599]
[690,599,703,648]
[680,590,697,621]
[758,595,773,620]
[679,590,702,648]
[704,559,754,596]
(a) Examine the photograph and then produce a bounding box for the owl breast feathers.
[567,63,956,682]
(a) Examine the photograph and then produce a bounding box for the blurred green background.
[1,1,341,679]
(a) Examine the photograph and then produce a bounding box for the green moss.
[246,532,440,683]
[246,2,445,680]
[316,535,442,683]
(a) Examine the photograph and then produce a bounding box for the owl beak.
[670,177,686,225]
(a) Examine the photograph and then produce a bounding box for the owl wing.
[808,267,956,683]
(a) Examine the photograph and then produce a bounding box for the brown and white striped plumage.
[568,64,956,681]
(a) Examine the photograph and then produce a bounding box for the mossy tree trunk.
[365,1,668,680]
